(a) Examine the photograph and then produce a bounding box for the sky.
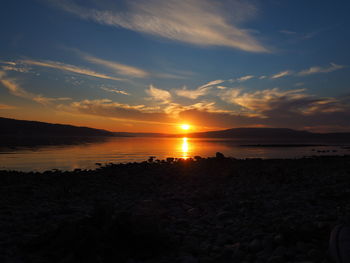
[0,0,350,133]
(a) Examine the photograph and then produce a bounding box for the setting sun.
[180,124,191,131]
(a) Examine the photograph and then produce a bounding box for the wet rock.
[273,234,284,245]
[248,239,262,253]
[308,248,321,259]
[180,255,198,263]
[268,256,284,263]
[273,246,287,257]
[216,211,233,221]
[215,152,225,159]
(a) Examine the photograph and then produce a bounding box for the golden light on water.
[181,137,189,159]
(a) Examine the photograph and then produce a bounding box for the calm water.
[0,137,349,172]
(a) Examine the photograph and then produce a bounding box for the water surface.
[0,137,348,171]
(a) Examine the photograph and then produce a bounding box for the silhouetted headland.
[0,117,120,147]
[1,155,350,262]
[2,117,350,147]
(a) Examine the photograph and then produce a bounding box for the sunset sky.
[1,0,350,133]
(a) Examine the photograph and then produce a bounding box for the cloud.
[0,103,17,110]
[181,88,350,131]
[0,61,31,73]
[174,79,224,99]
[216,86,227,90]
[52,0,268,52]
[199,79,225,89]
[237,75,254,82]
[222,88,310,113]
[270,70,292,79]
[0,71,72,105]
[81,54,149,78]
[58,99,174,124]
[20,59,123,81]
[298,63,346,76]
[101,87,130,95]
[174,86,211,100]
[146,85,171,103]
[279,30,297,35]
[294,82,305,87]
[32,96,72,105]
[57,96,230,127]
[52,83,350,132]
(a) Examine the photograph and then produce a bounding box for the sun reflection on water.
[181,137,189,159]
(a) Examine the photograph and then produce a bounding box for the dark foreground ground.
[1,156,350,263]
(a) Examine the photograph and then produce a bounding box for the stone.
[273,234,284,245]
[307,249,321,259]
[180,255,199,263]
[268,256,284,263]
[249,239,262,253]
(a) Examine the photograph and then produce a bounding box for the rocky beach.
[1,155,350,263]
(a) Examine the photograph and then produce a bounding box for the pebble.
[267,255,284,263]
[248,239,262,253]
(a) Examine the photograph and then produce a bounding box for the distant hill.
[0,117,115,137]
[188,128,313,139]
[115,127,350,142]
[2,117,350,143]
[186,127,350,142]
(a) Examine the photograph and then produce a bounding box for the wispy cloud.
[54,83,350,132]
[101,87,130,96]
[20,59,123,81]
[0,61,31,73]
[52,0,269,52]
[279,27,331,40]
[81,54,149,78]
[216,86,227,90]
[0,71,72,105]
[174,79,224,99]
[298,63,345,76]
[237,75,254,82]
[0,103,17,110]
[58,99,173,124]
[279,30,297,35]
[174,86,211,100]
[146,85,171,103]
[271,70,292,79]
[222,88,308,112]
[199,79,225,89]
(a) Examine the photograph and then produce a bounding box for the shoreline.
[1,155,350,262]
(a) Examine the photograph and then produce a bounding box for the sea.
[0,137,349,172]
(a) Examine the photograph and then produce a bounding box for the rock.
[296,241,309,252]
[216,234,232,246]
[180,255,198,263]
[216,211,233,220]
[216,152,225,159]
[249,239,262,253]
[268,256,284,263]
[273,246,287,257]
[317,221,329,229]
[262,236,275,251]
[308,249,321,259]
[273,234,284,245]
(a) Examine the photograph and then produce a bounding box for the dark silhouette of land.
[0,155,349,262]
[0,117,114,137]
[0,117,118,147]
[2,117,350,144]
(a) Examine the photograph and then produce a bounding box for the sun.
[180,124,191,131]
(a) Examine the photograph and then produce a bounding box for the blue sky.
[0,0,349,132]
